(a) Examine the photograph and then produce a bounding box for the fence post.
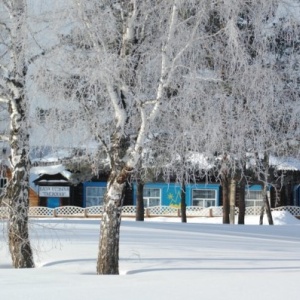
[84,208,88,218]
[53,208,57,218]
[209,208,213,218]
[145,208,150,218]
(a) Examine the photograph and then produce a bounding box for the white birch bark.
[229,178,236,224]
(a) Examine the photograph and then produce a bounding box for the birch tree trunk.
[229,178,236,224]
[259,154,273,226]
[222,176,230,224]
[180,181,187,223]
[136,179,144,221]
[265,194,273,225]
[238,181,246,225]
[97,134,132,274]
[135,156,145,221]
[259,185,273,225]
[221,156,230,224]
[96,171,125,275]
[7,98,34,268]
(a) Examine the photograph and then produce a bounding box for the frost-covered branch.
[106,83,127,131]
[160,1,179,83]
[27,42,62,66]
[0,134,9,141]
[0,21,11,34]
[0,96,9,103]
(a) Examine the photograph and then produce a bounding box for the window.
[245,190,263,207]
[192,189,216,207]
[86,186,106,207]
[294,185,300,206]
[143,188,161,207]
[0,177,7,194]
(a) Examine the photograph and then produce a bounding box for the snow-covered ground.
[1,211,300,300]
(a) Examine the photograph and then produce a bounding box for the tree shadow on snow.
[40,258,96,267]
[126,265,300,275]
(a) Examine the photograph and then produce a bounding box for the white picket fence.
[1,205,300,219]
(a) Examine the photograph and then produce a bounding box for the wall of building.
[132,182,221,208]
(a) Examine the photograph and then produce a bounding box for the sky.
[1,212,300,300]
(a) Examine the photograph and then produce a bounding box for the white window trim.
[143,188,161,207]
[245,190,263,207]
[192,189,217,207]
[86,186,106,207]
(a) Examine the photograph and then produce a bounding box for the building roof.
[33,173,71,185]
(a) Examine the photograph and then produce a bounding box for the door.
[47,197,61,208]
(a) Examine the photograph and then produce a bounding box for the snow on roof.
[30,164,72,192]
[171,152,300,172]
[31,164,71,177]
[270,156,300,171]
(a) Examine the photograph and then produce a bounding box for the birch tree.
[62,0,219,274]
[0,0,68,267]
[0,0,36,268]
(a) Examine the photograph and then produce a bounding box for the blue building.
[82,181,221,208]
[132,182,221,208]
[80,180,300,209]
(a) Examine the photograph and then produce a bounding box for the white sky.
[1,211,300,300]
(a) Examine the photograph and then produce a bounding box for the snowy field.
[1,212,300,300]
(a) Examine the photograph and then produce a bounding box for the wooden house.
[33,172,83,208]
